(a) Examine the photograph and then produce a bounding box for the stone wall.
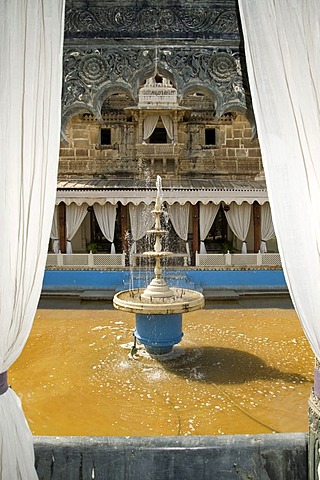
[59,114,263,180]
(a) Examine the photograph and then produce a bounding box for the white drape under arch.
[238,1,320,359]
[168,203,191,260]
[260,203,275,253]
[0,1,65,478]
[128,203,154,255]
[50,206,60,253]
[93,203,117,253]
[143,114,173,142]
[66,203,88,253]
[161,115,173,141]
[199,203,220,254]
[224,202,251,254]
[143,115,159,143]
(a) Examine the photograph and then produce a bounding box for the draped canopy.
[0,0,65,477]
[55,178,269,206]
[239,0,320,358]
[224,202,252,254]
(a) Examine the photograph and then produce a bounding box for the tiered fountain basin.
[113,287,205,315]
[113,287,204,355]
[113,175,205,354]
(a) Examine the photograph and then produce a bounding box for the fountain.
[113,176,205,355]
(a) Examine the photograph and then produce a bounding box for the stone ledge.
[34,433,308,480]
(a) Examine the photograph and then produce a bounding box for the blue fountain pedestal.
[135,313,183,355]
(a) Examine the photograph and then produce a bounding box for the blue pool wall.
[42,269,287,293]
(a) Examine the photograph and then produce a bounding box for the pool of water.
[9,296,314,437]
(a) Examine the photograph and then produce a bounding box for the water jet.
[113,176,205,355]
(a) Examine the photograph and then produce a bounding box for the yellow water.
[9,298,314,437]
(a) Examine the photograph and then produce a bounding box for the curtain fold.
[168,203,190,260]
[65,204,88,253]
[50,206,60,253]
[260,203,275,253]
[199,203,220,254]
[224,203,251,253]
[128,203,154,256]
[0,0,65,477]
[93,203,117,253]
[143,115,159,143]
[238,0,320,359]
[161,115,173,141]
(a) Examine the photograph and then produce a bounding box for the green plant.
[87,242,97,253]
[221,240,235,253]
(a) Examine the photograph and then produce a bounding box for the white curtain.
[199,203,220,254]
[238,1,320,359]
[50,206,60,253]
[0,1,65,478]
[168,203,190,260]
[66,204,88,253]
[260,203,275,253]
[93,203,117,253]
[224,202,251,254]
[161,115,173,141]
[143,115,159,143]
[128,203,154,255]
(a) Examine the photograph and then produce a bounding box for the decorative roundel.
[210,53,237,83]
[158,9,175,27]
[79,55,107,84]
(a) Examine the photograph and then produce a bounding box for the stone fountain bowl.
[142,251,173,257]
[113,288,205,315]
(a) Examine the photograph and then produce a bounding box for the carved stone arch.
[180,83,220,112]
[93,82,136,117]
[61,104,96,143]
[131,67,154,100]
[131,65,178,100]
[156,66,177,88]
[219,104,257,140]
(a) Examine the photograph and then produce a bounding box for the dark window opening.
[150,128,167,144]
[205,128,216,146]
[205,205,229,252]
[89,209,119,252]
[101,128,111,145]
[167,159,175,172]
[154,159,163,174]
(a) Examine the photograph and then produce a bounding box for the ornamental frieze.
[63,47,154,108]
[62,46,247,114]
[64,5,239,39]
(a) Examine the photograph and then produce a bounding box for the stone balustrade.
[195,252,282,268]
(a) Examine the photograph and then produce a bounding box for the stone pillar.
[138,111,143,144]
[58,202,66,253]
[173,110,178,142]
[192,203,199,264]
[120,203,128,255]
[309,358,320,480]
[253,201,261,253]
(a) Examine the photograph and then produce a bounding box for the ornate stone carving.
[79,54,108,84]
[63,47,155,108]
[62,46,246,113]
[64,5,239,39]
[160,47,246,111]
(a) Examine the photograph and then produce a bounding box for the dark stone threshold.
[34,433,308,480]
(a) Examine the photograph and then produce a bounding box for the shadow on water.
[38,296,115,310]
[205,295,294,310]
[38,294,294,311]
[156,346,310,386]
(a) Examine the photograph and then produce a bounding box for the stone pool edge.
[34,432,308,479]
